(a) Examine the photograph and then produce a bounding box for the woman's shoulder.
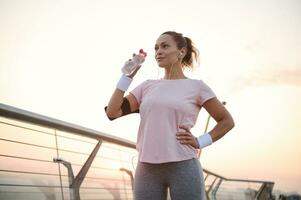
[184,79,214,92]
[192,78,211,86]
[175,78,209,86]
[132,79,156,89]
[138,79,157,85]
[136,78,210,87]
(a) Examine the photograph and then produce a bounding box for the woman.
[105,31,235,200]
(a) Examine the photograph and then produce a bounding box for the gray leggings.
[134,158,206,200]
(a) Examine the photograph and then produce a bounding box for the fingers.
[128,53,137,62]
[176,129,199,148]
[179,125,190,133]
[128,65,141,78]
[176,134,193,141]
[176,132,191,138]
[177,136,194,145]
[176,131,190,136]
[176,131,193,142]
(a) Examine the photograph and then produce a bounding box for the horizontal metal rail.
[203,169,274,185]
[0,103,135,149]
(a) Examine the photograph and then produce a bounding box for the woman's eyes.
[155,45,169,51]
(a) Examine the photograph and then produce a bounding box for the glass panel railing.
[0,103,274,200]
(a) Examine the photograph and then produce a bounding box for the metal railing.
[203,169,274,200]
[0,103,274,200]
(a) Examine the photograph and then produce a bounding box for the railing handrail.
[203,169,274,184]
[0,103,136,149]
[0,103,274,186]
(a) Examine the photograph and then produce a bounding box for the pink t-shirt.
[130,79,216,163]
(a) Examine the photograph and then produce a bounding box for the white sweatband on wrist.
[197,133,213,149]
[116,74,132,92]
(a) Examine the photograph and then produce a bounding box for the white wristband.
[116,74,132,92]
[197,133,213,149]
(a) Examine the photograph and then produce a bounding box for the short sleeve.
[198,80,216,106]
[129,80,148,105]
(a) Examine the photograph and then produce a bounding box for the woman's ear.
[180,48,187,58]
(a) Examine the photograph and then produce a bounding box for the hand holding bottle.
[122,49,147,76]
[116,49,147,92]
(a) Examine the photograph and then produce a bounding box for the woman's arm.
[105,67,140,120]
[176,97,234,148]
[105,89,125,119]
[106,90,139,119]
[203,97,235,142]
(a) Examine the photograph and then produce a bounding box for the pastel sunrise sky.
[1,0,300,194]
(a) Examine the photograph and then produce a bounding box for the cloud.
[229,67,301,93]
[254,68,301,86]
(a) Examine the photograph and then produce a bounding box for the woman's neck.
[163,64,186,80]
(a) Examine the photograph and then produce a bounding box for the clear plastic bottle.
[122,49,147,75]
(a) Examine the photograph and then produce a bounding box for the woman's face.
[155,34,180,68]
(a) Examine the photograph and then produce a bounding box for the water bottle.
[122,49,147,75]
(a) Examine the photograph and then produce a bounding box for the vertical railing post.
[120,168,134,191]
[206,177,218,200]
[256,182,274,200]
[54,130,65,200]
[212,178,223,200]
[54,140,102,200]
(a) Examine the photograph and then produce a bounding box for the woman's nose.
[156,50,163,56]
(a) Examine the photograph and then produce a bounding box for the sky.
[1,0,301,195]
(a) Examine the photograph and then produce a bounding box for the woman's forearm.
[106,64,141,118]
[208,117,235,143]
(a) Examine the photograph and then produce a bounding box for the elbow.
[105,109,114,118]
[104,106,119,121]
[228,116,235,131]
[220,115,234,132]
[106,111,114,120]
